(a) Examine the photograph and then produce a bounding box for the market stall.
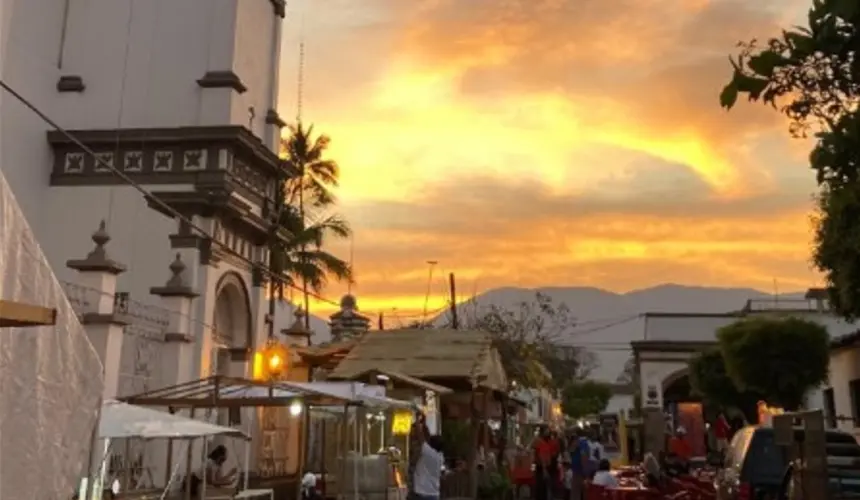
[84,399,258,500]
[120,376,416,500]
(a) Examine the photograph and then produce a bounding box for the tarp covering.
[100,400,248,440]
[0,168,104,499]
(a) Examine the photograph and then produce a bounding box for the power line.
[0,79,347,310]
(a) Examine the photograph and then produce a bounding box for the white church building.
[2,0,292,397]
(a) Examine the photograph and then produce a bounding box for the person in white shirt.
[591,460,619,488]
[411,414,445,500]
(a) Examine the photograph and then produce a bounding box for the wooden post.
[448,273,459,329]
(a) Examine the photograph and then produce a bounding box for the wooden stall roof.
[352,368,454,394]
[0,300,57,328]
[295,340,358,370]
[120,375,351,408]
[327,328,508,391]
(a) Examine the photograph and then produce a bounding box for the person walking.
[411,413,444,500]
[567,430,590,500]
[533,426,555,500]
[714,412,731,457]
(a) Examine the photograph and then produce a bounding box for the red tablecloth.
[586,484,660,500]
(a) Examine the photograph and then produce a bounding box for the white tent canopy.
[99,400,249,440]
[281,381,417,410]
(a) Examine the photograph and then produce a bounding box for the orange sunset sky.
[276,0,819,317]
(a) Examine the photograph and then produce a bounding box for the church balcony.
[47,125,290,219]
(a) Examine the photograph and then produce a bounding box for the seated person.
[662,452,689,478]
[642,452,662,488]
[204,445,238,488]
[591,460,619,488]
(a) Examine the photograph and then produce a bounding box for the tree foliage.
[270,123,351,300]
[616,356,636,385]
[454,293,597,390]
[720,0,860,318]
[688,348,762,422]
[716,317,830,410]
[280,122,340,210]
[560,380,612,419]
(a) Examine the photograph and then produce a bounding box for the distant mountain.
[445,284,808,382]
[271,284,811,382]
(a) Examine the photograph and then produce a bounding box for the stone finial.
[150,253,198,298]
[66,220,126,274]
[282,307,311,339]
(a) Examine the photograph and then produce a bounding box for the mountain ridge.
[275,283,813,381]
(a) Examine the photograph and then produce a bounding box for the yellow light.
[269,353,282,371]
[253,352,264,380]
[254,341,288,380]
[391,411,413,436]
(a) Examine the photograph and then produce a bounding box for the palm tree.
[271,123,350,331]
[280,122,340,211]
[270,203,352,292]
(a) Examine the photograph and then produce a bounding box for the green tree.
[688,348,762,422]
[719,0,860,318]
[281,122,340,210]
[268,204,352,295]
[560,380,612,419]
[717,317,830,410]
[456,293,595,389]
[277,123,349,327]
[616,356,636,385]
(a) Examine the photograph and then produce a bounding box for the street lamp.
[254,339,289,380]
[289,400,303,417]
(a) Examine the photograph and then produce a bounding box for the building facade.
[636,291,857,414]
[2,0,290,396]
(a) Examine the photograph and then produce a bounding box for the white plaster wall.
[638,352,691,409]
[828,348,860,433]
[1,0,281,230]
[644,315,735,342]
[41,185,177,298]
[231,0,280,143]
[605,394,634,415]
[645,312,857,343]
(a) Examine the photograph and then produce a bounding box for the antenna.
[296,0,307,123]
[347,232,355,294]
[422,260,439,324]
[773,278,779,307]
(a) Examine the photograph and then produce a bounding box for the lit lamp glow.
[254,340,289,380]
[391,411,413,435]
[289,400,303,417]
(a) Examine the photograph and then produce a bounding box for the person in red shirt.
[533,427,558,500]
[666,427,692,476]
[713,412,731,456]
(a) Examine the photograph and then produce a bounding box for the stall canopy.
[99,400,249,440]
[121,376,416,411]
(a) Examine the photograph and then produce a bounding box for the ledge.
[80,312,130,326]
[150,284,199,298]
[269,0,286,17]
[164,332,194,343]
[197,70,247,94]
[265,109,287,128]
[57,75,85,93]
[0,300,57,328]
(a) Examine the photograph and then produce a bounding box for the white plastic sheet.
[99,400,249,440]
[0,169,105,499]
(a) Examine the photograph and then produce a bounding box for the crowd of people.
[531,425,617,500]
[530,415,726,500]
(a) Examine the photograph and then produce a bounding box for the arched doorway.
[662,368,707,458]
[211,271,252,378]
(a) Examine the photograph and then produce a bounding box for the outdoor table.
[606,486,661,500]
[233,488,275,499]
